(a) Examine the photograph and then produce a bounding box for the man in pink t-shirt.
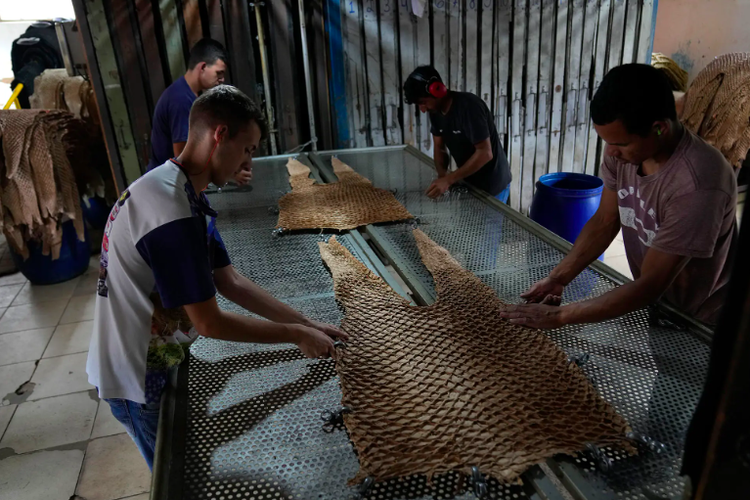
[502,64,737,328]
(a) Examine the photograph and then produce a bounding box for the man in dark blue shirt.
[147,39,250,185]
[404,66,512,202]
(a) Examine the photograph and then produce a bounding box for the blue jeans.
[105,398,160,470]
[495,185,510,204]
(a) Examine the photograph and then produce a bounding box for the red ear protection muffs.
[410,72,448,99]
[427,80,447,99]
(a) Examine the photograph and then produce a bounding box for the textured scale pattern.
[277,158,412,230]
[0,109,85,259]
[682,52,750,168]
[320,229,633,485]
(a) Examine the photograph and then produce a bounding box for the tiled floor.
[0,248,150,500]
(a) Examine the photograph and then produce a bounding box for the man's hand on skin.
[303,319,349,341]
[292,323,347,359]
[499,303,567,329]
[426,176,453,198]
[233,168,253,186]
[520,276,565,305]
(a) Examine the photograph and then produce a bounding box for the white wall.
[0,2,74,21]
[653,0,750,82]
[0,0,75,107]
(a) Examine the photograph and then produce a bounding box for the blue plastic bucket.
[529,172,604,252]
[10,220,91,285]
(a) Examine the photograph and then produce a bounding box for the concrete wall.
[653,0,750,82]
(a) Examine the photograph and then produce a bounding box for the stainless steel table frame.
[152,146,711,500]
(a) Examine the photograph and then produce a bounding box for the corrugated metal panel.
[560,0,584,173]
[379,0,402,145]
[521,0,541,211]
[533,0,554,187]
[364,1,385,146]
[342,0,369,148]
[80,0,659,212]
[548,0,568,175]
[573,0,599,173]
[479,0,494,111]
[495,0,511,144]
[466,0,479,96]
[399,4,417,147]
[636,0,656,64]
[585,0,612,176]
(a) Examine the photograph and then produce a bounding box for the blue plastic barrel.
[81,195,111,230]
[529,172,604,250]
[10,220,91,285]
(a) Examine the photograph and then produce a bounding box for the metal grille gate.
[340,0,657,213]
[162,147,711,500]
[76,0,656,212]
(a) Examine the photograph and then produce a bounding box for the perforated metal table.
[153,146,712,500]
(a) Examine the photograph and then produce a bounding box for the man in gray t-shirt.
[500,64,737,328]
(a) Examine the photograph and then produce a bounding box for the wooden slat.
[380,0,402,145]
[205,0,226,48]
[416,6,432,154]
[448,0,463,91]
[636,0,655,64]
[560,0,584,173]
[73,0,126,192]
[608,0,626,69]
[509,0,526,211]
[466,0,479,95]
[107,0,153,172]
[224,0,257,100]
[572,0,599,173]
[521,0,541,211]
[548,0,569,174]
[310,1,334,150]
[134,0,166,109]
[534,0,555,183]
[342,0,368,148]
[585,0,611,175]
[85,0,142,184]
[363,0,385,146]
[268,0,302,150]
[181,0,203,49]
[399,3,417,147]
[158,0,187,82]
[495,0,511,144]
[622,0,640,64]
[479,0,495,111]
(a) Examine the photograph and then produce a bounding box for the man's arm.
[427,138,493,198]
[521,186,621,303]
[172,142,186,157]
[447,138,493,183]
[183,295,341,358]
[433,135,449,178]
[213,265,345,338]
[501,247,689,328]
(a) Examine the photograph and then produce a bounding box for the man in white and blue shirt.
[87,85,346,469]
